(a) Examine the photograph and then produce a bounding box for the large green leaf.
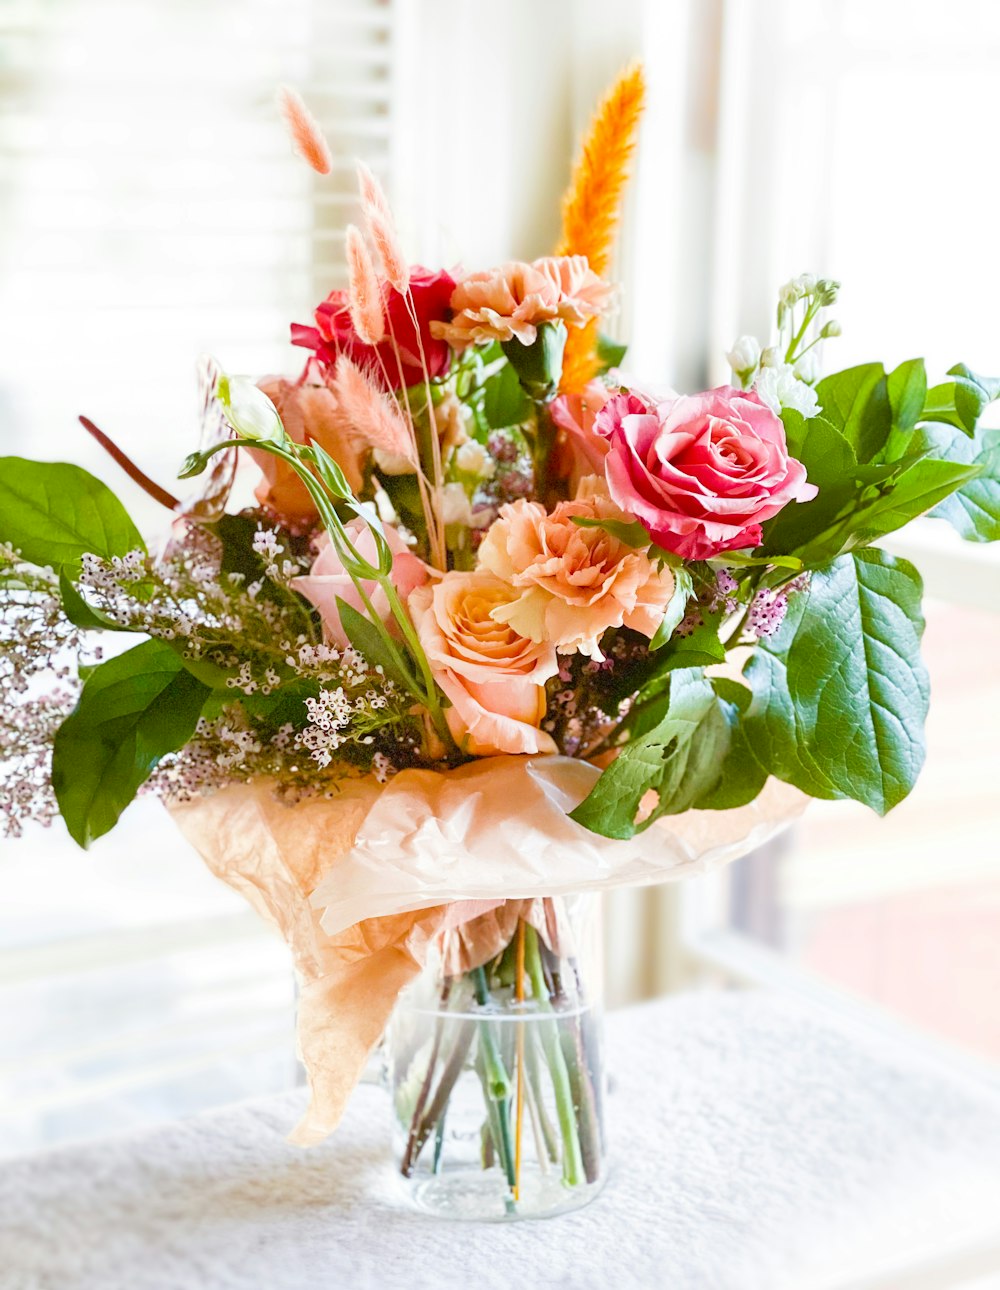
[693,679,769,810]
[0,458,145,575]
[920,364,1000,436]
[743,549,929,815]
[815,364,891,462]
[52,639,211,847]
[570,671,725,839]
[335,595,416,696]
[911,422,1000,542]
[761,412,859,560]
[848,455,982,545]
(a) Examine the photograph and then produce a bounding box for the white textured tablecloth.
[5,991,1000,1290]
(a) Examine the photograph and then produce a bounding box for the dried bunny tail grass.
[333,354,415,463]
[556,62,646,275]
[369,210,409,294]
[356,160,391,219]
[556,62,645,393]
[345,224,386,345]
[276,85,332,176]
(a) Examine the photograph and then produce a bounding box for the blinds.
[0,0,396,531]
[0,0,397,1155]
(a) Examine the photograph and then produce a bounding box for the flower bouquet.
[2,65,999,1219]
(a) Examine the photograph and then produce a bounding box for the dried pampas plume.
[333,355,416,465]
[276,85,332,176]
[345,224,386,345]
[557,62,646,393]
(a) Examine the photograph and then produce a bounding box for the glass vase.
[385,893,606,1221]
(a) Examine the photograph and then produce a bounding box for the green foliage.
[692,678,768,811]
[649,569,693,650]
[570,671,723,838]
[911,422,1000,542]
[0,458,145,575]
[51,639,211,847]
[570,515,650,547]
[920,364,1000,435]
[481,361,531,430]
[335,595,415,696]
[743,548,929,815]
[595,333,628,374]
[814,363,891,461]
[57,571,122,631]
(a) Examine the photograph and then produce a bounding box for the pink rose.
[291,519,427,648]
[597,385,816,560]
[408,572,559,757]
[549,381,612,492]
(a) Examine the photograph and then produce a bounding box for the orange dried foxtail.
[557,63,646,392]
[276,85,332,176]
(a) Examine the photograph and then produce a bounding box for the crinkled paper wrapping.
[170,756,805,1144]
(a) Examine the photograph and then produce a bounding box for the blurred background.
[1,0,999,1157]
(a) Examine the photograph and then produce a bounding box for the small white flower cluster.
[251,524,303,583]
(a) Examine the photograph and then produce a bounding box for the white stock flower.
[754,362,820,419]
[725,335,762,385]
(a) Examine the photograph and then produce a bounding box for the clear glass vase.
[385,893,606,1221]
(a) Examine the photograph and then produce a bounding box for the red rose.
[291,266,455,391]
[597,385,817,560]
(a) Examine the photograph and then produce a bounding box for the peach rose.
[291,519,427,649]
[251,379,364,531]
[432,256,612,349]
[477,479,676,658]
[408,572,559,756]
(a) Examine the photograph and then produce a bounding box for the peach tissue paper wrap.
[170,754,804,1144]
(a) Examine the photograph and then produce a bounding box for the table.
[5,991,1000,1290]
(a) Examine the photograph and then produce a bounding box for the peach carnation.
[408,572,559,756]
[477,478,675,658]
[432,256,612,349]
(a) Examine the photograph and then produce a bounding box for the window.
[678,0,1000,1068]
[0,0,398,1154]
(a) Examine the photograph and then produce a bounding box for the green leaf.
[570,515,650,547]
[887,358,927,432]
[743,548,929,815]
[58,571,123,631]
[51,639,211,847]
[815,364,891,462]
[912,422,1000,542]
[335,595,415,696]
[570,671,722,839]
[0,458,145,575]
[693,680,768,810]
[762,413,859,561]
[848,455,982,544]
[481,361,531,429]
[714,551,803,571]
[650,568,693,650]
[596,333,628,373]
[309,440,352,500]
[921,363,1000,435]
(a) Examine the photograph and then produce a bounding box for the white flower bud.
[822,319,842,338]
[794,273,817,294]
[760,345,782,370]
[778,281,800,306]
[725,335,761,384]
[217,375,285,443]
[441,481,472,527]
[373,448,416,476]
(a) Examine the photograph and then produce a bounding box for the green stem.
[523,928,584,1187]
[471,967,517,1196]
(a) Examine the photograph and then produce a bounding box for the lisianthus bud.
[217,374,285,443]
[725,335,762,387]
